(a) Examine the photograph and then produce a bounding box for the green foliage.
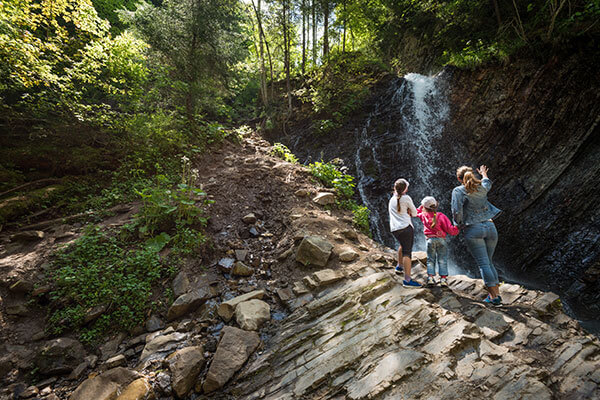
[371,0,600,68]
[351,203,371,236]
[0,0,148,128]
[46,155,212,342]
[48,226,167,342]
[92,0,138,31]
[442,41,512,70]
[134,156,212,236]
[338,200,371,236]
[271,143,298,164]
[309,159,371,235]
[301,51,387,132]
[308,161,355,200]
[125,0,249,122]
[172,225,207,255]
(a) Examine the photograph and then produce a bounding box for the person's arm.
[439,213,459,236]
[451,187,464,226]
[478,165,492,191]
[406,196,418,217]
[416,205,424,217]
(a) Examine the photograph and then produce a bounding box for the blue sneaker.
[403,279,422,288]
[394,265,403,275]
[484,295,502,306]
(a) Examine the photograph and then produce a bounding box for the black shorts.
[392,225,414,256]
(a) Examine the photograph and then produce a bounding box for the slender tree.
[490,0,502,30]
[301,0,307,74]
[251,0,274,102]
[322,0,329,58]
[312,0,317,64]
[281,0,292,112]
[342,0,346,52]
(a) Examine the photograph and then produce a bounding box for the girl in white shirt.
[388,178,421,287]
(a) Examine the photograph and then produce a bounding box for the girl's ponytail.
[393,179,409,212]
[431,211,438,229]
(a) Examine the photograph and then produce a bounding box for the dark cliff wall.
[445,53,600,319]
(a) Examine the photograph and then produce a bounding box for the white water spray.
[354,71,451,260]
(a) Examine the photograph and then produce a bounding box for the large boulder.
[69,367,139,400]
[232,261,254,277]
[172,272,190,298]
[235,299,271,331]
[167,287,213,321]
[296,236,333,267]
[115,378,154,400]
[167,346,205,398]
[35,338,85,376]
[217,289,266,322]
[338,248,359,262]
[203,327,260,393]
[313,192,336,205]
[140,332,187,361]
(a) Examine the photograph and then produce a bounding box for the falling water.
[354,71,450,251]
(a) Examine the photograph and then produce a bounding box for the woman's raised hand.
[477,165,489,178]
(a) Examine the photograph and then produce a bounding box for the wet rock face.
[445,56,600,319]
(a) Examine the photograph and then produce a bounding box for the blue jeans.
[426,238,448,276]
[464,221,499,287]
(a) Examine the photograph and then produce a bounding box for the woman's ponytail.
[457,166,481,194]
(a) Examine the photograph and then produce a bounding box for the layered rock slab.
[231,270,600,400]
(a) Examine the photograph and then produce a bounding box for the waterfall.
[354,71,450,251]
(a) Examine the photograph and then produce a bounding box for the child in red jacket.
[417,196,459,287]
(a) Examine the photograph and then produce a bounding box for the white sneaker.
[440,277,448,287]
[426,276,436,287]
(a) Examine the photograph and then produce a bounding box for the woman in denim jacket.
[451,165,502,305]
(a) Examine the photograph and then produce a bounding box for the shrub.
[337,199,371,236]
[134,156,212,236]
[308,161,355,199]
[271,143,298,164]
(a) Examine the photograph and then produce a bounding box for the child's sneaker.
[425,276,436,287]
[403,279,422,288]
[394,265,402,275]
[439,277,448,287]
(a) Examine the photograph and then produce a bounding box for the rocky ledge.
[232,263,600,399]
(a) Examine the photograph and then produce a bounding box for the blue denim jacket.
[451,178,501,226]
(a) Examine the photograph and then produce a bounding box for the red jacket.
[416,206,459,238]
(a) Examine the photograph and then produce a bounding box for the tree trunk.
[342,0,346,52]
[302,0,306,74]
[490,0,502,30]
[251,0,273,103]
[322,0,329,59]
[312,0,317,64]
[251,0,267,106]
[282,0,292,113]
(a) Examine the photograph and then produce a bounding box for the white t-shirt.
[388,194,417,232]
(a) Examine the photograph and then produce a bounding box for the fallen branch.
[0,178,62,199]
[17,211,92,231]
[16,204,135,231]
